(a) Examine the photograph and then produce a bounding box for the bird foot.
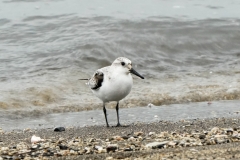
[115,123,122,127]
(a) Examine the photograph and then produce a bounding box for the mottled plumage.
[85,57,144,127]
[88,70,104,90]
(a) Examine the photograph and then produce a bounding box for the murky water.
[0,0,240,118]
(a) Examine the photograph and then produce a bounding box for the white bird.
[81,57,144,127]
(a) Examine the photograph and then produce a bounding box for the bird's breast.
[93,73,133,102]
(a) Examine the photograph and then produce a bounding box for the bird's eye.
[121,62,125,66]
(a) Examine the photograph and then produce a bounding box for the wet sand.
[1,100,240,131]
[1,117,240,159]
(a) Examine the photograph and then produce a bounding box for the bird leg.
[103,103,109,127]
[116,102,121,127]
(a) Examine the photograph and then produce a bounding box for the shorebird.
[81,57,144,127]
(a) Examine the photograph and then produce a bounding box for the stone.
[24,128,31,132]
[85,147,91,154]
[88,138,96,142]
[31,135,44,143]
[69,150,76,155]
[214,135,227,138]
[209,127,220,135]
[134,132,143,136]
[199,134,206,139]
[1,147,9,151]
[54,127,65,132]
[149,132,156,137]
[128,136,137,141]
[95,146,106,153]
[124,147,133,151]
[106,144,118,152]
[58,144,68,150]
[31,144,40,150]
[114,136,123,141]
[145,141,169,149]
[121,136,129,140]
[226,129,233,135]
[168,141,176,146]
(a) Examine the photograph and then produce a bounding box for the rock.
[31,135,44,144]
[31,152,37,156]
[209,127,220,135]
[113,136,123,141]
[58,144,68,150]
[134,132,143,136]
[121,136,129,140]
[1,147,9,151]
[158,132,169,138]
[130,145,136,150]
[128,136,137,142]
[31,144,40,150]
[88,138,96,142]
[84,147,91,154]
[168,141,176,147]
[24,128,31,132]
[106,144,118,152]
[69,150,76,155]
[95,146,106,153]
[226,129,234,135]
[124,147,133,151]
[149,132,156,137]
[214,135,227,138]
[199,134,206,139]
[189,148,199,152]
[171,132,177,136]
[54,127,65,132]
[215,138,226,144]
[145,141,169,149]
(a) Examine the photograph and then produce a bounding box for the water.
[1,100,240,131]
[0,0,240,117]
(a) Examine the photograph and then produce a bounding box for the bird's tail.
[79,78,89,85]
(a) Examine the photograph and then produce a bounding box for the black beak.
[130,68,144,79]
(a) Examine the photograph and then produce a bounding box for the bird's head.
[112,57,144,79]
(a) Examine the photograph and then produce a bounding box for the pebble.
[0,126,240,159]
[134,131,143,136]
[149,132,156,136]
[54,127,65,132]
[146,141,169,149]
[106,144,118,152]
[0,128,4,133]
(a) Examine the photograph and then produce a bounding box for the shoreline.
[1,100,240,131]
[1,117,240,159]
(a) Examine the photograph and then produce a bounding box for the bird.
[80,57,144,127]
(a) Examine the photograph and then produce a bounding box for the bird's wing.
[87,68,105,90]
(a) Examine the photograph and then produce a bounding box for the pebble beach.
[1,117,240,160]
[1,0,240,159]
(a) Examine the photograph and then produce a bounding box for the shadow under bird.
[80,57,144,127]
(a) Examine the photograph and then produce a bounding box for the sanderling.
[81,57,144,127]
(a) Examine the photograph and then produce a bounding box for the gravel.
[0,117,240,159]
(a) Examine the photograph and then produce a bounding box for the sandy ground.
[1,117,240,159]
